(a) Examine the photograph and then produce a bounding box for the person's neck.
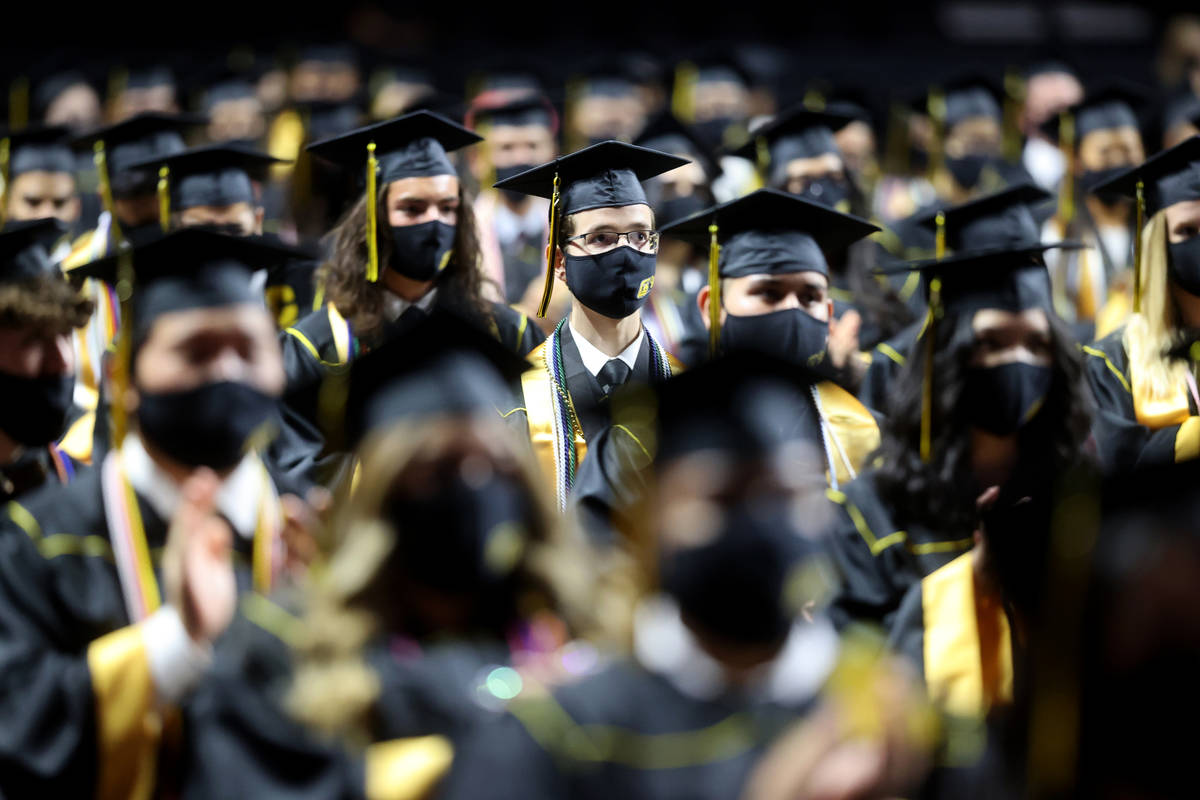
[0,429,24,467]
[140,435,238,484]
[570,303,641,357]
[969,427,1019,490]
[382,268,436,304]
[1172,283,1200,328]
[1085,196,1130,228]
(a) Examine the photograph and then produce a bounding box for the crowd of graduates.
[2,12,1200,798]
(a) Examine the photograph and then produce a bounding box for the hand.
[827,310,862,370]
[279,486,331,577]
[163,469,236,645]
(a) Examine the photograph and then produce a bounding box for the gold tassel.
[1058,112,1076,227]
[157,166,170,233]
[926,87,946,185]
[536,171,561,318]
[8,77,29,132]
[708,222,721,357]
[1133,179,1145,313]
[111,250,135,447]
[94,141,124,247]
[1002,68,1025,164]
[0,137,10,226]
[934,211,946,259]
[671,62,698,123]
[366,141,380,282]
[920,277,942,463]
[803,87,826,111]
[755,135,770,183]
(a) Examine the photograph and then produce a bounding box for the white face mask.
[1023,137,1066,191]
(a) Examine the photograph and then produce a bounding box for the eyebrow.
[393,193,459,203]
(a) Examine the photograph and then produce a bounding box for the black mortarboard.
[340,309,531,447]
[306,109,481,184]
[634,112,720,180]
[729,106,854,183]
[492,140,687,317]
[3,125,75,177]
[1041,83,1146,145]
[913,183,1077,252]
[1090,135,1200,215]
[492,139,688,214]
[123,65,176,92]
[939,74,1004,130]
[122,144,288,212]
[0,218,64,283]
[883,245,1056,316]
[68,229,305,345]
[468,94,557,132]
[296,44,360,69]
[1162,91,1200,134]
[659,188,878,279]
[71,112,203,194]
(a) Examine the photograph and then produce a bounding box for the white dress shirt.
[568,320,644,378]
[384,286,439,323]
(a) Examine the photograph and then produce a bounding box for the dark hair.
[0,276,94,334]
[872,308,1092,533]
[317,181,490,342]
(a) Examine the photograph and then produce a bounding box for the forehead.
[568,203,653,231]
[949,116,1001,139]
[488,124,552,144]
[1165,198,1200,227]
[1080,126,1143,150]
[785,152,843,177]
[144,302,273,341]
[735,271,828,290]
[387,174,460,199]
[971,307,1050,334]
[11,171,75,190]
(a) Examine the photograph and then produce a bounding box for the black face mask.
[657,194,710,226]
[565,245,656,320]
[962,362,1053,436]
[794,176,850,211]
[0,373,74,447]
[185,221,251,237]
[1079,165,1131,207]
[137,381,277,471]
[946,153,996,191]
[1169,237,1200,297]
[660,499,811,646]
[391,471,531,593]
[495,163,539,204]
[694,116,738,148]
[388,220,456,282]
[719,308,834,377]
[122,221,164,247]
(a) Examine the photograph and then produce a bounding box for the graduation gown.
[0,442,80,505]
[888,552,1014,719]
[858,320,921,416]
[825,470,975,631]
[438,658,816,800]
[0,456,282,797]
[263,254,320,330]
[515,321,683,510]
[1083,326,1200,472]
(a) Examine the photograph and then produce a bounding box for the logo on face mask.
[564,246,657,320]
[637,276,654,299]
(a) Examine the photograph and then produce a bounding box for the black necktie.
[597,358,632,395]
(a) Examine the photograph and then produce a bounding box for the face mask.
[565,245,656,320]
[388,220,456,282]
[660,499,811,646]
[137,381,277,471]
[1022,137,1065,190]
[1079,166,1131,207]
[719,308,834,377]
[657,194,710,226]
[694,116,737,147]
[946,154,995,191]
[391,471,531,593]
[1169,237,1200,297]
[962,362,1053,436]
[185,221,250,237]
[0,373,73,447]
[795,176,850,210]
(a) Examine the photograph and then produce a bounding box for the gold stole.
[1127,355,1200,462]
[521,342,587,507]
[922,552,1013,718]
[815,381,880,485]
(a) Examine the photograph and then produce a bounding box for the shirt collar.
[383,286,439,323]
[568,320,644,378]
[120,433,272,539]
[632,594,839,705]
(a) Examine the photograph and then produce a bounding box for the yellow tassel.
[536,171,561,318]
[1002,68,1025,164]
[934,211,946,259]
[366,141,380,282]
[708,222,721,357]
[920,277,942,463]
[803,87,826,111]
[94,141,124,247]
[8,77,29,132]
[1058,112,1075,227]
[926,87,946,185]
[111,250,136,447]
[0,137,10,226]
[755,135,770,183]
[157,166,170,233]
[671,61,698,123]
[1133,180,1145,313]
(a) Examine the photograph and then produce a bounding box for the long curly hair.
[871,305,1093,534]
[286,416,614,747]
[316,182,492,342]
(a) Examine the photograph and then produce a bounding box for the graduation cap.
[466,93,558,134]
[1162,91,1200,135]
[71,112,203,202]
[307,110,482,283]
[491,139,689,317]
[1040,82,1146,145]
[659,188,878,354]
[633,112,720,180]
[912,182,1081,253]
[0,218,65,283]
[335,309,532,449]
[121,144,289,228]
[1,125,75,180]
[728,106,855,185]
[932,73,1004,130]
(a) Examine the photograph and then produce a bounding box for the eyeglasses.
[564,229,660,254]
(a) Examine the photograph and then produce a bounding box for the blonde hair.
[1123,210,1188,402]
[286,415,614,746]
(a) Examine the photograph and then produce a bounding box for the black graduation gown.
[439,659,815,800]
[1082,326,1200,473]
[0,445,77,505]
[271,295,540,488]
[858,320,921,416]
[0,466,261,795]
[825,470,975,632]
[263,255,320,330]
